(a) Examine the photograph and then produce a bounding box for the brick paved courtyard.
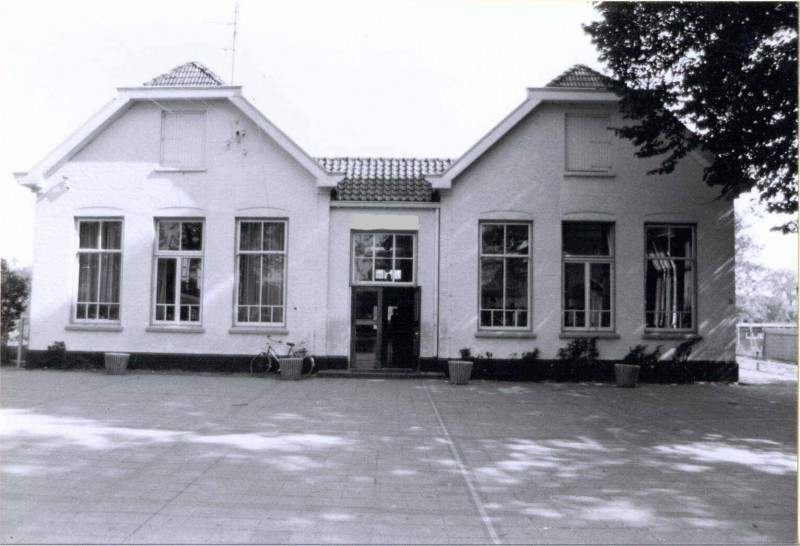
[1,360,795,544]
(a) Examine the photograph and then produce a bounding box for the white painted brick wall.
[438,103,735,361]
[30,100,330,356]
[29,99,736,364]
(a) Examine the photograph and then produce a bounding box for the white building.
[15,62,737,380]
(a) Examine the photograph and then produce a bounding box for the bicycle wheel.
[301,356,316,376]
[250,353,270,377]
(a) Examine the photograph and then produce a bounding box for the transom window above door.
[352,233,415,284]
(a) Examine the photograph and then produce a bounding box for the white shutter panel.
[566,115,611,173]
[586,116,611,172]
[161,112,205,169]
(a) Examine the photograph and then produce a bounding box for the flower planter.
[279,357,304,381]
[614,363,640,388]
[448,360,473,385]
[104,352,130,375]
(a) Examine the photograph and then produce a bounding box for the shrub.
[668,338,702,383]
[673,338,701,363]
[42,341,69,369]
[521,349,540,362]
[556,338,600,381]
[557,338,599,365]
[40,341,100,370]
[622,344,662,371]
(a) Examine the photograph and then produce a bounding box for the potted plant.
[104,352,130,375]
[449,348,473,385]
[616,344,661,387]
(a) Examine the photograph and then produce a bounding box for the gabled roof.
[143,61,225,87]
[546,64,609,89]
[430,65,622,188]
[316,158,452,201]
[16,62,338,192]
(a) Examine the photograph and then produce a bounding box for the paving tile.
[1,369,795,544]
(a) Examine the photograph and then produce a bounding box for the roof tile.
[316,157,452,202]
[144,62,226,87]
[546,64,609,89]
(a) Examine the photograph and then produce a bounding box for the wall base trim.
[25,351,350,374]
[25,351,738,383]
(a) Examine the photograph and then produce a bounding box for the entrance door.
[351,286,419,369]
[352,288,380,370]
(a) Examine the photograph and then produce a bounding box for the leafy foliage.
[736,216,798,322]
[672,338,701,363]
[40,341,98,370]
[557,338,599,366]
[622,344,662,371]
[1,259,30,344]
[585,2,798,232]
[521,349,540,362]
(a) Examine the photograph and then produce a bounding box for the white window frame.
[152,219,205,325]
[351,232,416,286]
[478,222,532,330]
[235,219,288,326]
[645,224,697,332]
[564,113,613,175]
[159,110,206,170]
[562,222,615,332]
[73,218,123,323]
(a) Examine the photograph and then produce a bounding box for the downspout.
[434,206,440,360]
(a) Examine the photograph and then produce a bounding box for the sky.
[0,0,796,270]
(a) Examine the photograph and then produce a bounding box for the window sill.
[474,331,537,339]
[154,167,207,173]
[145,326,205,334]
[643,332,701,341]
[563,171,615,178]
[559,332,620,339]
[65,323,123,332]
[229,327,289,335]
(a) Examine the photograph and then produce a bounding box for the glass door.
[351,288,380,369]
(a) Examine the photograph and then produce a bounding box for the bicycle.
[249,335,315,377]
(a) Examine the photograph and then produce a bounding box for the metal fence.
[737,323,798,363]
[1,316,29,367]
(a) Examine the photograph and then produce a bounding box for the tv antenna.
[205,0,239,84]
[230,0,239,84]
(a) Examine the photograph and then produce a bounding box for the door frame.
[350,287,382,370]
[350,286,420,370]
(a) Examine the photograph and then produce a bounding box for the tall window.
[160,111,205,169]
[645,225,695,330]
[237,220,287,325]
[565,114,611,173]
[75,219,122,321]
[480,222,530,329]
[562,222,614,330]
[352,233,415,284]
[154,220,203,324]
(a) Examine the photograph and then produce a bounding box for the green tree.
[1,259,30,344]
[735,217,798,323]
[585,2,798,233]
